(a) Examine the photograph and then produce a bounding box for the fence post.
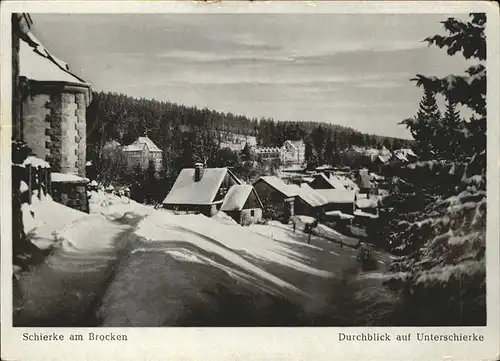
[37,168,42,200]
[27,164,32,205]
[46,169,52,196]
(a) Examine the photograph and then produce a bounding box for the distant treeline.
[86,91,413,171]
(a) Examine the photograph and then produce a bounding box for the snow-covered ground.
[22,192,89,250]
[16,189,367,326]
[135,210,334,283]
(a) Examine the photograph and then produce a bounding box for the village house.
[14,14,92,213]
[309,172,347,190]
[122,136,163,171]
[162,163,241,217]
[290,183,325,217]
[357,170,374,195]
[315,189,356,215]
[252,176,296,223]
[220,185,263,226]
[280,140,306,165]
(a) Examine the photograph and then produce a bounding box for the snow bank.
[89,190,153,220]
[55,213,127,254]
[292,215,358,246]
[135,211,334,290]
[249,222,324,251]
[315,224,360,247]
[22,156,50,169]
[19,181,29,193]
[22,194,89,250]
[51,172,89,183]
[354,210,379,219]
[212,211,239,226]
[293,215,316,224]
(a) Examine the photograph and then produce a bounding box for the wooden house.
[309,173,346,190]
[221,185,263,226]
[315,189,356,215]
[162,163,241,217]
[252,176,296,223]
[289,183,325,218]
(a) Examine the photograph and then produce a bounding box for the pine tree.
[240,142,253,162]
[410,13,486,161]
[441,99,462,160]
[401,87,441,159]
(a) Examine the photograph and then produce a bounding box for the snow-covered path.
[15,197,151,326]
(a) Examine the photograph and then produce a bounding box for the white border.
[1,2,499,361]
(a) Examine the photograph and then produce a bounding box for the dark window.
[250,209,255,217]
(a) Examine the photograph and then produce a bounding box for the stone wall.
[22,85,88,177]
[22,93,51,162]
[51,181,89,213]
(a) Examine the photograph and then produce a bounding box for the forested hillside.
[86,91,412,173]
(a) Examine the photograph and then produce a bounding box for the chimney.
[194,162,204,182]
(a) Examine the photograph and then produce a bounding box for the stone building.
[15,15,92,213]
[19,29,92,177]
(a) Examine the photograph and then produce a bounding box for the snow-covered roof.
[365,148,379,156]
[334,175,357,190]
[285,140,304,149]
[356,198,378,209]
[400,148,417,157]
[315,165,330,171]
[20,32,89,87]
[123,137,162,152]
[51,172,89,183]
[289,183,325,208]
[315,189,355,204]
[313,173,346,190]
[328,174,347,190]
[354,210,379,219]
[221,185,262,211]
[380,145,391,156]
[22,155,50,169]
[377,154,392,164]
[137,137,162,152]
[394,151,409,162]
[370,173,384,181]
[351,145,366,153]
[325,210,355,220]
[163,168,240,205]
[282,165,305,172]
[255,176,297,198]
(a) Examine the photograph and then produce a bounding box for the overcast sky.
[30,13,475,139]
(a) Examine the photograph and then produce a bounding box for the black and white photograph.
[1,1,499,359]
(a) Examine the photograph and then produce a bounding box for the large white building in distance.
[256,140,305,166]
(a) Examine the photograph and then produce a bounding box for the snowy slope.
[17,190,362,326]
